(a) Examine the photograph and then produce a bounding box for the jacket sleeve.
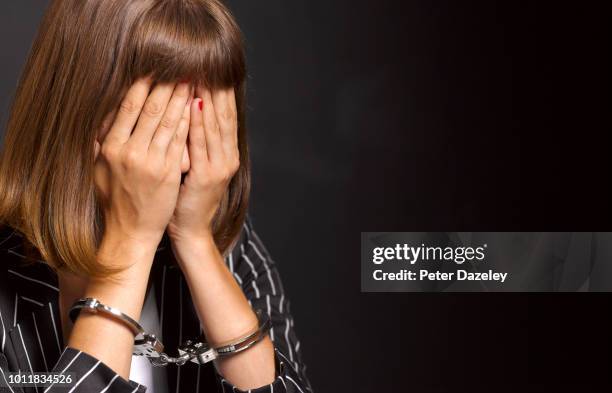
[0,238,146,393]
[215,217,314,393]
[0,346,146,393]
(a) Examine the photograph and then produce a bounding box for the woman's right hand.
[94,78,192,266]
[64,79,192,378]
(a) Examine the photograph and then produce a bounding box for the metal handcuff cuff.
[69,298,271,367]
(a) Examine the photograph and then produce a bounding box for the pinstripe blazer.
[0,217,312,393]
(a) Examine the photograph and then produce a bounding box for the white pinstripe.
[251,280,260,298]
[248,239,277,296]
[266,294,275,342]
[0,308,6,351]
[8,269,59,292]
[6,249,46,265]
[277,350,300,376]
[13,293,17,327]
[67,360,100,392]
[284,319,295,365]
[17,327,40,393]
[0,365,16,393]
[266,294,272,317]
[286,376,305,393]
[241,245,258,279]
[21,296,44,307]
[44,350,82,392]
[99,374,119,393]
[48,303,62,353]
[17,324,37,392]
[32,312,48,371]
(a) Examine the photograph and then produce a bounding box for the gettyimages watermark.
[361,232,612,292]
[370,242,508,283]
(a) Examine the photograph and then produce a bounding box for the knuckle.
[159,116,177,130]
[219,166,232,181]
[122,149,141,168]
[143,100,164,117]
[221,107,236,122]
[119,99,140,115]
[172,130,184,145]
[144,165,162,180]
[190,133,206,148]
[175,86,190,98]
[100,143,117,160]
[231,157,241,173]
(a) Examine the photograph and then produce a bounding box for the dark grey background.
[1,1,611,392]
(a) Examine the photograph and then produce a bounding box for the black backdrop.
[1,1,611,392]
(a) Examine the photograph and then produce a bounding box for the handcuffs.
[69,297,271,367]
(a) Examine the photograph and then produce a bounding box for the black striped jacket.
[0,217,312,392]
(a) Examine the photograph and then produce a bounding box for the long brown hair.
[0,0,250,276]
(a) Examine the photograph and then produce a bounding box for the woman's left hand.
[166,86,276,389]
[167,86,240,245]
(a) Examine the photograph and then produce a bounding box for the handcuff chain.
[150,351,193,366]
[146,339,213,367]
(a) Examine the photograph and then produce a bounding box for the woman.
[0,0,312,392]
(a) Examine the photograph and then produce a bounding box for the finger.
[180,144,190,173]
[105,78,152,145]
[94,140,101,160]
[187,98,208,168]
[198,86,223,162]
[211,88,238,158]
[97,109,117,145]
[128,82,176,150]
[181,87,194,172]
[166,97,192,168]
[149,82,191,157]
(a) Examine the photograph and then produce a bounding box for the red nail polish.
[198,100,203,111]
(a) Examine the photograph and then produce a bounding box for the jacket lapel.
[1,231,63,393]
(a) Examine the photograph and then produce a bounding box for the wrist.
[94,234,156,294]
[102,218,164,251]
[99,231,157,265]
[81,273,149,322]
[168,228,214,247]
[170,232,218,261]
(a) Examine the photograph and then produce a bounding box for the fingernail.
[198,99,203,111]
